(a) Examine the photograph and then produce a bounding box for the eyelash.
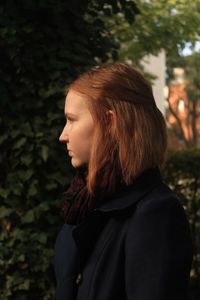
[66,117,73,123]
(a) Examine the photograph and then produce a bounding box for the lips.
[68,150,73,156]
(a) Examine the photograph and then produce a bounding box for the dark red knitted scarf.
[62,164,123,225]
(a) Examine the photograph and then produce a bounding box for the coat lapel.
[72,167,162,271]
[72,211,109,270]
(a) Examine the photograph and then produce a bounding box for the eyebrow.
[65,112,77,118]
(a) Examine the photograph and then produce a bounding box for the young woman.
[54,63,193,300]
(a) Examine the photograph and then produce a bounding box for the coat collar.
[93,167,162,213]
[72,167,162,271]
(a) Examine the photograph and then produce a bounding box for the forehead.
[65,90,89,115]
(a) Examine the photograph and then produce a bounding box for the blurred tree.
[108,0,200,65]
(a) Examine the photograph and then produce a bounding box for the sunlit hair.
[68,63,167,195]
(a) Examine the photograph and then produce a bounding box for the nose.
[59,126,68,143]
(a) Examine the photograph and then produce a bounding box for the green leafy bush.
[163,148,200,300]
[0,1,139,299]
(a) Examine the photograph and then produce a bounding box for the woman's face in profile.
[59,90,95,168]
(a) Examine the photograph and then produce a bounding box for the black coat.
[54,168,193,300]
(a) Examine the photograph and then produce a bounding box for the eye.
[67,117,74,124]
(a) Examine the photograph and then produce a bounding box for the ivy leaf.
[21,210,35,223]
[37,233,47,244]
[0,188,8,199]
[13,137,27,149]
[31,232,47,244]
[41,145,49,162]
[0,206,13,218]
[18,279,30,290]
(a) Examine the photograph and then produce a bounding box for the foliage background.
[0,1,138,299]
[0,0,199,299]
[163,149,200,300]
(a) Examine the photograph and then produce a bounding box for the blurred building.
[141,50,166,116]
[166,68,200,148]
[141,53,200,148]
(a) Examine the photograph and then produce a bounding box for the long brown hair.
[68,63,167,195]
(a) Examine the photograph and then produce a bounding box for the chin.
[72,157,89,170]
[71,158,87,169]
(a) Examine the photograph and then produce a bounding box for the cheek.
[71,122,94,149]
